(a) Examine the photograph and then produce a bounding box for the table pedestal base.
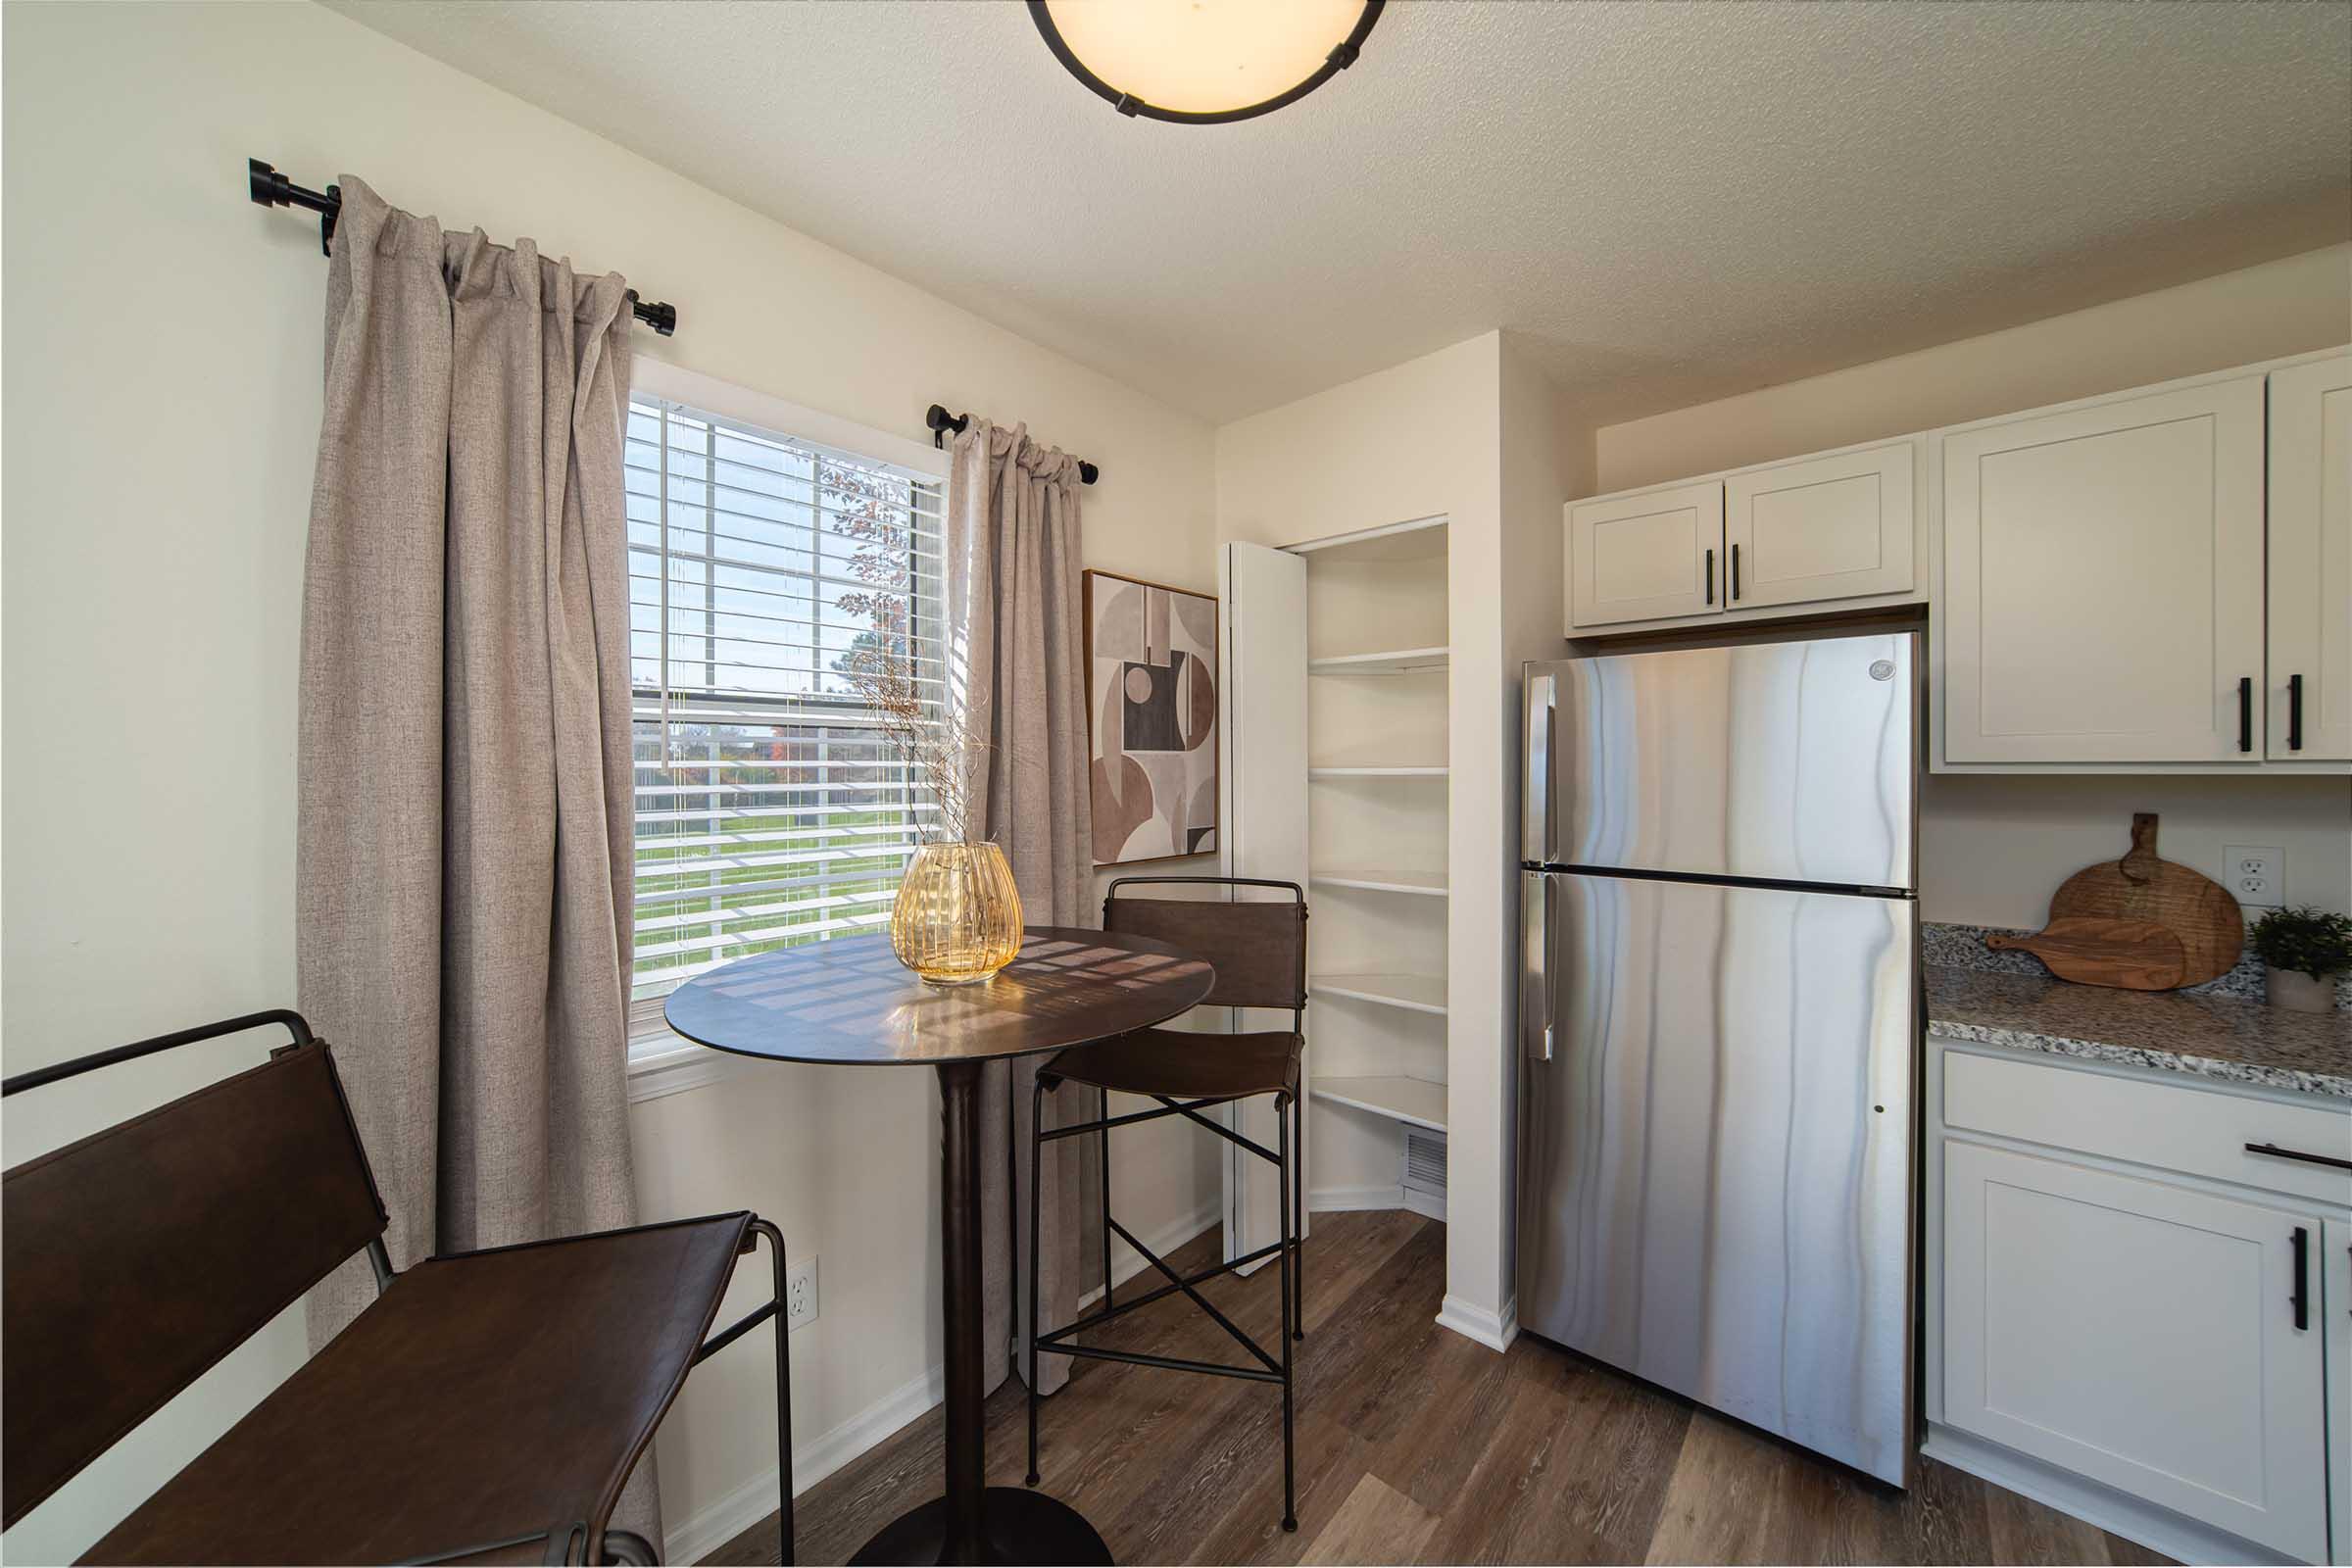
[849,1488,1111,1566]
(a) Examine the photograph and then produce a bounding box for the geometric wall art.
[1083,569,1218,863]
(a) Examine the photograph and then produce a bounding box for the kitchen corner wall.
[0,4,1217,1561]
[1213,331,1592,1350]
[1592,244,2352,924]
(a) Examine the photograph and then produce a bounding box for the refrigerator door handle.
[1521,874,1554,1060]
[1525,671,1557,864]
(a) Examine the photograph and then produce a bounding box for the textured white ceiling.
[326,0,2351,424]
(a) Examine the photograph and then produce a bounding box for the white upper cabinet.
[2266,355,2352,762]
[1564,346,2346,773]
[1722,442,1915,610]
[1565,480,1723,628]
[1938,374,2266,765]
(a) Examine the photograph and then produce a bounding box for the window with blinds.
[626,394,947,1006]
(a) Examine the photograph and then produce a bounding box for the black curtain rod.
[247,160,678,337]
[924,404,1099,485]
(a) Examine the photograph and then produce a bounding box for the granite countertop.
[1925,964,2352,1100]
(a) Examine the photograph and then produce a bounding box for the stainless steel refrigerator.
[1516,631,1920,1486]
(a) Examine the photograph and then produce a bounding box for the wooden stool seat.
[1042,1026,1301,1102]
[88,1214,751,1566]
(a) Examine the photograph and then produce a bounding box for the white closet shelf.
[1312,973,1446,1016]
[1285,514,1448,564]
[1308,765,1448,779]
[1317,1075,1446,1133]
[1309,868,1448,897]
[1306,646,1450,677]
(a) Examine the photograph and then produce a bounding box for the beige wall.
[0,3,1218,1561]
[1215,335,1497,550]
[1592,245,2352,924]
[1922,774,2351,927]
[1597,246,2352,492]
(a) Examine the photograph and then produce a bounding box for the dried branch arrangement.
[836,634,983,846]
[832,469,987,846]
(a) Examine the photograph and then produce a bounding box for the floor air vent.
[1401,1125,1446,1221]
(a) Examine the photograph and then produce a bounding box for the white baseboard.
[1434,1292,1518,1353]
[1921,1423,2297,1567]
[664,1359,943,1564]
[1310,1183,1403,1211]
[1311,1186,1448,1221]
[667,1201,1221,1563]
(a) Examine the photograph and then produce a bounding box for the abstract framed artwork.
[1083,569,1218,863]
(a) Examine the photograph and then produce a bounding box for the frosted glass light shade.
[1029,0,1384,123]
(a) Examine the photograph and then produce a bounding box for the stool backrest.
[1103,878,1307,1018]
[2,1026,386,1527]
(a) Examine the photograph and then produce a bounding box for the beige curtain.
[294,178,657,1540]
[947,420,1101,1397]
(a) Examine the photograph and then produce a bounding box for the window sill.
[626,1030,746,1104]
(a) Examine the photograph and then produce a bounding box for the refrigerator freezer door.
[1529,632,1916,889]
[1515,869,1917,1485]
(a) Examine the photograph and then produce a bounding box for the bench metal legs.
[1025,1080,1304,1532]
[688,1217,794,1566]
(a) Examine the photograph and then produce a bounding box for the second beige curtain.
[946,419,1101,1397]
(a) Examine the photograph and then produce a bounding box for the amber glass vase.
[890,841,1024,986]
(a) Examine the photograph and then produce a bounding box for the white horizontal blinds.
[626,395,947,1002]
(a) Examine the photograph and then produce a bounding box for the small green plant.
[2250,906,2352,980]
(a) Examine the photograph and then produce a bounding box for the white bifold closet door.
[1217,541,1309,1270]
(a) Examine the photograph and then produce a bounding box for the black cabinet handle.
[1730,543,1742,602]
[2246,1141,2352,1172]
[2237,676,2253,753]
[1704,549,1715,606]
[2287,673,2303,752]
[2291,1225,2310,1331]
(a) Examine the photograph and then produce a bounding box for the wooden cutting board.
[1986,917,2187,990]
[2008,813,2243,988]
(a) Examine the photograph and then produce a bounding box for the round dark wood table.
[664,926,1213,1566]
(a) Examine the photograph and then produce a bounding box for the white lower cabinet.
[1930,1040,2352,1563]
[2328,1218,2352,1564]
[1942,1139,2330,1561]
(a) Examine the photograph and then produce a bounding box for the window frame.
[622,359,952,1101]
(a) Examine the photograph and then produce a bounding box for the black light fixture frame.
[1026,0,1384,124]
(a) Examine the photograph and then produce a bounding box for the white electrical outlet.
[2223,845,2283,908]
[785,1253,818,1331]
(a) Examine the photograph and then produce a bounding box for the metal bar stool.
[1022,876,1309,1531]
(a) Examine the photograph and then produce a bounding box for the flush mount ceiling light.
[1028,0,1385,124]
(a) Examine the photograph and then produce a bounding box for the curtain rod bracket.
[246,158,678,334]
[249,159,338,256]
[924,403,1099,485]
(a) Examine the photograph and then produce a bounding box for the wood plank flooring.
[708,1212,2164,1566]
